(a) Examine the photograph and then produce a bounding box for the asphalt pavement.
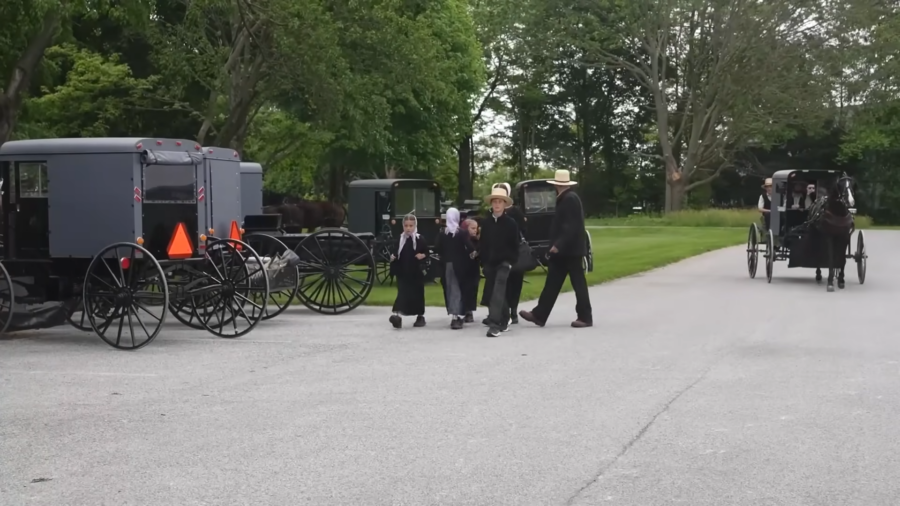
[2,230,898,506]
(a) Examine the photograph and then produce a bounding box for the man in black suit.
[519,170,592,328]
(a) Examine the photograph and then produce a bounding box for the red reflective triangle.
[167,222,194,259]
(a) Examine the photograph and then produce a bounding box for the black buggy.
[746,169,867,285]
[514,179,594,272]
[346,178,443,284]
[0,138,287,350]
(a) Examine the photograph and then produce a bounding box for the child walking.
[461,218,481,323]
[389,214,428,329]
[434,208,468,329]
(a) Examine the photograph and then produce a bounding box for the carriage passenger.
[805,183,818,209]
[388,214,429,329]
[787,181,807,209]
[758,178,772,232]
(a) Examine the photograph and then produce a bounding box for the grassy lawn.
[362,227,745,306]
[586,208,877,229]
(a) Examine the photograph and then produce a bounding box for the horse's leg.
[815,268,822,282]
[826,235,835,292]
[838,233,847,289]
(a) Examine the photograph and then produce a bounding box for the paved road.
[2,231,897,506]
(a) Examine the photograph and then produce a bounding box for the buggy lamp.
[120,257,131,270]
[434,219,439,224]
[208,228,215,235]
[240,228,245,234]
[200,234,207,242]
[391,219,396,225]
[136,237,144,245]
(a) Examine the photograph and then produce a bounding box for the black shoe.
[482,318,490,327]
[413,316,426,327]
[450,318,463,330]
[389,314,402,329]
[464,313,474,323]
[510,315,519,324]
[486,328,500,338]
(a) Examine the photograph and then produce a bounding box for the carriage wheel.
[374,242,395,286]
[0,262,14,335]
[187,238,269,338]
[83,243,169,350]
[294,229,375,315]
[855,230,866,285]
[747,223,759,279]
[243,233,301,320]
[765,229,774,283]
[161,264,224,330]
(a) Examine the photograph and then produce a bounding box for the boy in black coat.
[478,186,519,337]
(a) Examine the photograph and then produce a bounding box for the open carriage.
[746,169,867,285]
[0,138,286,350]
[514,179,594,272]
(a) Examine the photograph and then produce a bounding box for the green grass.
[362,227,745,307]
[587,208,876,229]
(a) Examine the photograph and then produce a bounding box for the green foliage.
[588,209,875,229]
[16,44,155,138]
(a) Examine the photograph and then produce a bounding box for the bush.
[588,208,874,228]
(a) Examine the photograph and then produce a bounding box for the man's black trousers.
[531,255,592,324]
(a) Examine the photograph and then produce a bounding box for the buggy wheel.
[162,264,216,330]
[855,230,866,285]
[374,241,394,286]
[188,238,269,338]
[765,230,774,283]
[295,229,375,315]
[83,243,168,350]
[243,233,301,320]
[747,223,759,279]
[0,262,14,335]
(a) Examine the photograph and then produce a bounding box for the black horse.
[808,175,855,292]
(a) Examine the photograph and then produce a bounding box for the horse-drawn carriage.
[746,169,867,290]
[0,138,284,350]
[514,179,594,272]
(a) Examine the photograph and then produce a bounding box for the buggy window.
[143,165,196,203]
[394,187,437,217]
[17,162,48,198]
[524,186,556,213]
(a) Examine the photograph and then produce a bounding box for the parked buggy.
[746,169,867,286]
[0,138,287,350]
[346,179,443,285]
[514,179,594,272]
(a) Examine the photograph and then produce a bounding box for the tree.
[548,0,832,210]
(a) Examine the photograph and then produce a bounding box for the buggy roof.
[348,179,439,190]
[515,179,557,190]
[201,146,241,161]
[240,162,262,174]
[772,169,842,185]
[0,138,197,156]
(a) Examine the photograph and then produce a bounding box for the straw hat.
[762,178,773,188]
[547,169,578,186]
[484,185,513,206]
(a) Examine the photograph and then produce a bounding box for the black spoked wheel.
[765,229,774,284]
[189,238,269,338]
[0,262,14,335]
[83,243,169,350]
[374,241,394,286]
[159,264,218,330]
[747,223,759,279]
[295,229,375,315]
[243,233,301,320]
[856,230,866,284]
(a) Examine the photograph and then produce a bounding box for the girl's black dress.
[461,234,481,313]
[435,229,477,315]
[390,236,428,316]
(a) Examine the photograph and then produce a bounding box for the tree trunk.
[0,11,61,145]
[456,135,473,205]
[668,179,687,211]
[328,164,344,203]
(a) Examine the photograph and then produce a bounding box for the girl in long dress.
[389,214,428,328]
[435,208,470,329]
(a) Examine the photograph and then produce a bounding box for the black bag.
[512,236,537,273]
